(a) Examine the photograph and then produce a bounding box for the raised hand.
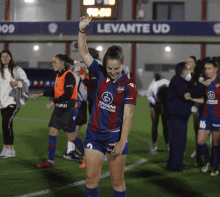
[79,14,93,32]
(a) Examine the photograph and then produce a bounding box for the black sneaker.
[63,150,80,161]
[195,160,204,167]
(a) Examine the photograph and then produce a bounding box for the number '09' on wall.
[0,24,15,33]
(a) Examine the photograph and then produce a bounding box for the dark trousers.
[88,98,94,115]
[1,105,19,145]
[168,117,187,169]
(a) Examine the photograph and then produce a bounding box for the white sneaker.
[7,149,15,157]
[165,144,170,152]
[0,147,9,159]
[104,155,108,161]
[150,143,158,155]
[191,150,196,158]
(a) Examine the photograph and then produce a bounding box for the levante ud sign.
[0,21,220,36]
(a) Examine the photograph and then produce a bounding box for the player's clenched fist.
[79,14,92,32]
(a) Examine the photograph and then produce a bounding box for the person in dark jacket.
[80,48,100,115]
[167,62,209,172]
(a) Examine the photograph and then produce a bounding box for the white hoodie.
[0,66,30,109]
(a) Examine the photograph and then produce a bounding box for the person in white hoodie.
[146,78,170,155]
[0,49,30,159]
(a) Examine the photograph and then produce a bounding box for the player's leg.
[65,108,85,163]
[197,129,211,172]
[210,121,220,176]
[161,112,169,151]
[37,127,59,168]
[191,111,199,158]
[0,105,19,159]
[107,154,127,196]
[150,106,159,154]
[84,148,104,197]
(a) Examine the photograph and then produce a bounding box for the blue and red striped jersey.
[88,60,137,132]
[203,74,220,117]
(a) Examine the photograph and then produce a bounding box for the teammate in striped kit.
[79,14,137,197]
[196,60,220,176]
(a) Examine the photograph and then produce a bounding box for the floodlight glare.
[34,45,39,51]
[96,46,103,51]
[165,46,171,52]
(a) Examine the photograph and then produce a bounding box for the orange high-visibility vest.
[54,69,77,108]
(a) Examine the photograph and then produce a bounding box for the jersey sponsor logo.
[207,91,218,104]
[207,91,215,99]
[117,86,124,93]
[99,92,116,112]
[98,101,116,112]
[106,78,110,83]
[102,92,113,104]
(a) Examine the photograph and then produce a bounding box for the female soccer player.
[34,54,85,168]
[187,56,199,158]
[78,14,137,197]
[196,60,220,176]
[0,49,30,159]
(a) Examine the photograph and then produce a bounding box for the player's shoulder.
[124,76,136,90]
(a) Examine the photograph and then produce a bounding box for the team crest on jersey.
[216,83,220,88]
[117,86,124,93]
[56,82,58,87]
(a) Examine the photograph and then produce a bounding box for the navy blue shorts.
[199,116,220,131]
[83,129,129,154]
[49,107,78,133]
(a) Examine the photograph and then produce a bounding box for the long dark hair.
[55,54,74,67]
[103,45,124,73]
[0,49,17,79]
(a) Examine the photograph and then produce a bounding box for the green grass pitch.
[0,97,219,197]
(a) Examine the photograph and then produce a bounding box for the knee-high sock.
[200,143,210,163]
[196,143,202,161]
[213,145,219,171]
[72,137,84,157]
[85,186,99,197]
[113,189,127,197]
[48,135,57,162]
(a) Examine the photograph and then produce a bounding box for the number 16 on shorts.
[200,120,206,129]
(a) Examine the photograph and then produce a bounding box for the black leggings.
[1,105,19,145]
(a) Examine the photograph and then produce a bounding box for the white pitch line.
[15,159,148,197]
[13,117,151,197]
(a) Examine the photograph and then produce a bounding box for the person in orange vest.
[63,60,89,162]
[33,54,85,168]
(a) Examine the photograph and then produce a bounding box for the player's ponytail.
[103,45,124,69]
[55,54,74,67]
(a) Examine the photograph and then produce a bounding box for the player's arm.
[78,14,93,68]
[184,92,204,103]
[120,104,136,143]
[34,88,54,99]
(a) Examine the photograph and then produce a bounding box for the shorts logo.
[129,83,134,88]
[102,92,113,104]
[107,148,113,152]
[117,86,124,93]
[207,91,215,99]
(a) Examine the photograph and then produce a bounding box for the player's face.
[187,58,196,73]
[182,64,191,78]
[1,52,11,67]
[106,59,123,81]
[205,63,218,78]
[53,57,65,72]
